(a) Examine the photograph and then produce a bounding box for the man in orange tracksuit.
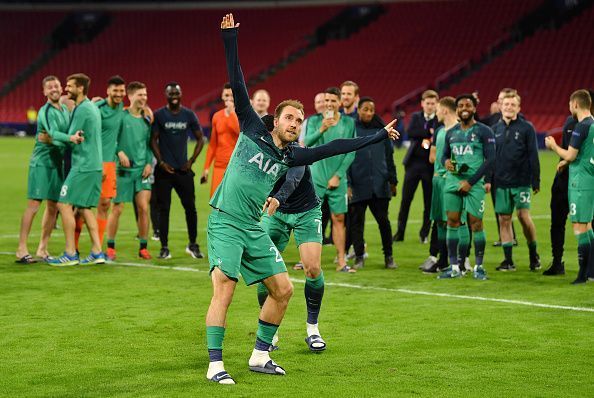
[201,83,240,197]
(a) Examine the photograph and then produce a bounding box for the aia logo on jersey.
[452,144,473,156]
[248,152,280,177]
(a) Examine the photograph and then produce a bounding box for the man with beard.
[151,81,205,260]
[545,89,594,284]
[92,75,126,251]
[45,73,104,266]
[105,82,154,260]
[438,94,495,280]
[205,14,399,384]
[16,76,70,264]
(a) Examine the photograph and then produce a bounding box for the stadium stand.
[0,0,591,135]
[443,4,594,133]
[0,7,340,122]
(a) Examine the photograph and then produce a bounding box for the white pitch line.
[0,214,553,239]
[2,252,591,314]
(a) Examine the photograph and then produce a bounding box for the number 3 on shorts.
[479,200,485,213]
[570,203,576,216]
[269,246,283,263]
[60,185,68,197]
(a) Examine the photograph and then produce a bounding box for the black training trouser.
[154,168,198,248]
[397,163,432,239]
[350,197,393,257]
[550,174,569,263]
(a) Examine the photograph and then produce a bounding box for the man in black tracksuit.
[394,90,439,243]
[492,93,540,272]
[543,116,574,275]
[348,97,398,269]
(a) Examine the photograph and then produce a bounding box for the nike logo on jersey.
[248,152,280,177]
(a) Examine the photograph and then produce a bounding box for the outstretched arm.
[289,120,399,166]
[221,14,267,140]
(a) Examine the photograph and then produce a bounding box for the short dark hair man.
[151,81,205,260]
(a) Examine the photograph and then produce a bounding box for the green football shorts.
[27,165,63,202]
[314,181,348,214]
[58,170,102,208]
[114,168,152,203]
[430,175,446,222]
[568,189,594,223]
[444,176,486,219]
[260,204,323,251]
[495,186,531,214]
[207,209,288,286]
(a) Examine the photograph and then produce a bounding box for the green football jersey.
[210,132,290,222]
[444,122,494,181]
[30,102,69,168]
[50,98,103,172]
[569,116,594,190]
[116,110,153,170]
[95,99,124,162]
[304,114,355,187]
[432,125,449,177]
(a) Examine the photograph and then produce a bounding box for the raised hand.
[384,119,400,140]
[221,13,240,29]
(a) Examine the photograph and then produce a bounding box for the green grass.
[1,137,593,397]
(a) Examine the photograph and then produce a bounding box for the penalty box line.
[1,252,593,313]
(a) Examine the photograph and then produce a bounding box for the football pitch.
[1,137,592,397]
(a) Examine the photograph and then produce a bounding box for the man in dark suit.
[394,90,439,243]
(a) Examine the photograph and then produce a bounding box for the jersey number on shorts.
[314,219,322,235]
[479,200,485,213]
[269,246,283,263]
[60,185,68,197]
[519,192,531,203]
[570,203,576,216]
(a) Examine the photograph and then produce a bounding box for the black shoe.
[529,256,541,271]
[158,247,171,259]
[419,235,428,244]
[151,231,160,241]
[496,260,516,272]
[493,241,502,247]
[186,243,204,259]
[423,261,441,274]
[392,232,404,242]
[571,277,587,285]
[385,256,397,269]
[513,239,518,246]
[353,256,365,270]
[543,261,565,276]
[419,256,437,270]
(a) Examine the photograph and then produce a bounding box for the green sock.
[139,239,147,250]
[502,242,513,264]
[206,326,225,350]
[256,319,279,345]
[257,283,268,308]
[474,230,486,266]
[305,272,325,324]
[458,224,470,262]
[528,241,538,260]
